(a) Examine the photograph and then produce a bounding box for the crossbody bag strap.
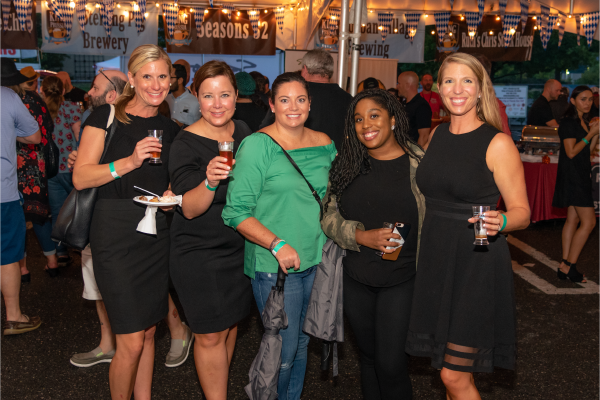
[260,132,323,220]
[99,104,117,164]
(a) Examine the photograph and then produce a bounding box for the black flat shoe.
[21,273,30,283]
[45,266,59,278]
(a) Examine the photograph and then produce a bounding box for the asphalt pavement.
[1,219,598,399]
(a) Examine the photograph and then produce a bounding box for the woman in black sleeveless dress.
[405,53,531,399]
[552,86,599,283]
[73,45,178,400]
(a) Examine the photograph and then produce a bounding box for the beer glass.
[148,130,163,164]
[218,141,234,176]
[472,206,490,245]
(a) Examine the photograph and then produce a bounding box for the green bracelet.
[109,162,120,179]
[499,214,507,231]
[271,240,286,256]
[204,179,218,191]
[582,138,590,145]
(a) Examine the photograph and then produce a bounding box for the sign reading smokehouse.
[164,8,276,56]
[41,2,158,56]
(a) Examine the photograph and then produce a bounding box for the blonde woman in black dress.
[405,53,530,399]
[552,86,599,283]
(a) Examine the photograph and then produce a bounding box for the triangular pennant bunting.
[519,0,529,33]
[434,12,451,46]
[540,5,550,50]
[2,0,11,31]
[576,15,581,45]
[76,0,86,31]
[25,0,32,31]
[14,0,31,31]
[139,0,146,21]
[581,12,599,48]
[405,13,420,43]
[222,3,234,17]
[274,6,285,33]
[557,16,565,47]
[498,0,507,20]
[194,7,205,36]
[502,14,520,47]
[449,0,454,11]
[163,2,179,37]
[48,0,62,22]
[377,12,392,41]
[465,11,479,38]
[248,8,259,38]
[548,14,558,31]
[59,0,74,38]
[477,0,485,25]
[329,7,340,30]
[101,0,114,37]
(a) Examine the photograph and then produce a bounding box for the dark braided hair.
[326,89,422,214]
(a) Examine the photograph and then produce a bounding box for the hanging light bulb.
[361,23,365,26]
[496,16,500,20]
[69,1,75,7]
[378,25,382,30]
[133,3,139,11]
[222,8,227,13]
[394,28,398,32]
[532,16,536,20]
[144,11,148,17]
[204,9,208,13]
[424,14,428,17]
[264,9,268,13]
[183,12,187,17]
[44,1,48,6]
[155,2,159,6]
[489,30,493,35]
[460,15,464,20]
[431,30,435,34]
[123,10,129,16]
[469,31,475,37]
[189,8,193,12]
[534,25,537,29]
[117,3,121,7]
[509,28,515,34]
[448,32,452,36]
[557,21,560,25]
[95,3,100,7]
[568,14,572,18]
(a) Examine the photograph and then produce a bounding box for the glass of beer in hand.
[218,141,234,176]
[472,206,490,245]
[148,130,163,164]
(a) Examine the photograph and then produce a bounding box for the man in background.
[419,73,445,119]
[527,79,562,127]
[166,64,201,126]
[397,71,431,147]
[550,87,570,122]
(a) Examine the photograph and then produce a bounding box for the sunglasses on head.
[98,68,116,91]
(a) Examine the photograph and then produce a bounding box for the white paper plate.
[133,196,179,206]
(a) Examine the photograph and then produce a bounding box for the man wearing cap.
[1,59,42,335]
[166,64,201,126]
[397,71,432,147]
[419,73,445,119]
[361,77,384,91]
[527,79,561,127]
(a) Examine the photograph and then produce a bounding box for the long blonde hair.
[115,44,172,124]
[41,75,65,121]
[437,53,502,132]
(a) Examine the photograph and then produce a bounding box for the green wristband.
[205,179,218,191]
[499,214,507,231]
[582,138,590,145]
[109,162,120,179]
[271,240,286,256]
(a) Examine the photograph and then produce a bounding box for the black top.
[550,97,569,121]
[527,95,555,126]
[404,94,432,143]
[341,155,418,287]
[233,102,267,133]
[259,81,353,153]
[64,86,87,104]
[84,104,179,200]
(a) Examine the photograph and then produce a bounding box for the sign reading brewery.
[164,8,276,55]
[41,3,158,56]
[436,15,535,62]
[0,1,37,50]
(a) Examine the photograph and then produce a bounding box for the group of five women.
[71,43,595,400]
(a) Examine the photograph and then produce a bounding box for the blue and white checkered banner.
[434,12,451,46]
[377,12,393,41]
[139,0,146,21]
[465,11,479,37]
[519,0,528,33]
[2,0,11,31]
[100,0,113,37]
[249,9,259,38]
[548,14,558,31]
[47,0,62,22]
[14,0,31,31]
[76,0,86,31]
[329,7,340,30]
[134,9,143,33]
[162,2,178,38]
[540,5,550,50]
[194,7,205,36]
[275,6,285,33]
[449,0,454,11]
[477,0,485,25]
[502,14,520,47]
[25,0,32,31]
[222,3,234,17]
[581,12,599,48]
[498,0,507,20]
[576,15,581,45]
[405,13,420,43]
[209,0,212,7]
[59,0,74,37]
[558,16,565,47]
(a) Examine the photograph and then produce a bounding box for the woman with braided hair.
[321,89,425,399]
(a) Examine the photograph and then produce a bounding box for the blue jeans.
[30,219,56,256]
[48,173,74,256]
[252,266,317,400]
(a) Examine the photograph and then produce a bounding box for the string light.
[368,9,373,13]
[534,26,537,29]
[189,8,193,12]
[568,14,572,18]
[95,3,100,7]
[123,10,129,16]
[378,25,382,30]
[182,12,187,17]
[509,28,515,34]
[133,3,138,11]
[496,16,500,20]
[144,12,148,17]
[448,32,452,36]
[117,3,121,7]
[431,30,435,34]
[204,9,208,13]
[264,9,268,13]
[44,1,48,6]
[460,15,464,20]
[237,11,240,15]
[69,1,75,7]
[556,21,560,26]
[489,30,493,35]
[532,16,536,20]
[394,28,397,32]
[155,2,159,6]
[361,23,365,26]
[222,8,227,13]
[469,31,475,37]
[424,14,428,17]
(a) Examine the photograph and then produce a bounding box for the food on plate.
[159,195,177,203]
[139,196,148,201]
[149,197,160,203]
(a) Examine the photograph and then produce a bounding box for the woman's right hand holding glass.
[275,244,301,274]
[355,228,401,253]
[205,156,235,188]
[130,137,162,168]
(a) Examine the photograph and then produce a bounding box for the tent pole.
[293,15,298,49]
[348,0,363,96]
[336,0,350,89]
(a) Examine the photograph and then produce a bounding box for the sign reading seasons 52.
[164,8,276,56]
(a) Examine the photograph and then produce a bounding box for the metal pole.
[336,0,350,89]
[348,0,363,96]
[293,14,298,49]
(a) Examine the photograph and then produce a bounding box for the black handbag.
[51,105,117,250]
[44,135,60,179]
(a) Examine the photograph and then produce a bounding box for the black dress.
[233,102,266,133]
[552,117,594,208]
[88,104,179,334]
[169,120,253,334]
[405,123,516,373]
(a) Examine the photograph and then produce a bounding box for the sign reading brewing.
[164,8,276,56]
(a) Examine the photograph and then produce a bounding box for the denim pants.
[29,219,56,257]
[48,173,74,256]
[252,265,316,400]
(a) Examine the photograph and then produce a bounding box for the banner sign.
[435,15,534,62]
[0,1,36,49]
[164,8,276,56]
[41,3,158,56]
[317,12,425,62]
[494,85,527,118]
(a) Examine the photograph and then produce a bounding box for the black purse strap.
[99,105,118,164]
[260,132,323,221]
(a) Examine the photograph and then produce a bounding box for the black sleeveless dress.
[405,123,516,373]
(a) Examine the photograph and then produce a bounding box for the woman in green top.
[222,72,336,400]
